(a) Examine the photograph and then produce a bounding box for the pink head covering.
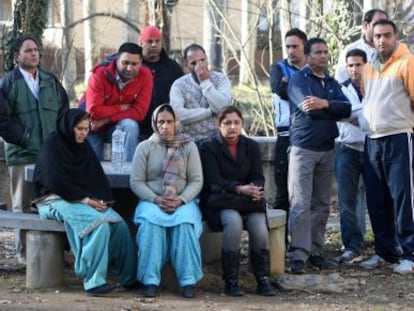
[139,25,163,42]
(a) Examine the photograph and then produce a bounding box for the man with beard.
[137,25,183,140]
[170,43,232,142]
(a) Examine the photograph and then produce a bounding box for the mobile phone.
[104,200,115,207]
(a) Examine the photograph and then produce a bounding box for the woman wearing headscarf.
[130,104,203,298]
[33,108,137,296]
[198,106,275,297]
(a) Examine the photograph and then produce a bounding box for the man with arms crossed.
[359,19,414,274]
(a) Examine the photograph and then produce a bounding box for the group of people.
[0,25,274,298]
[271,9,414,275]
[1,6,414,299]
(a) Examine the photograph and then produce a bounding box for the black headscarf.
[33,108,113,202]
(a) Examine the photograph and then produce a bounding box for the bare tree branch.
[66,12,140,33]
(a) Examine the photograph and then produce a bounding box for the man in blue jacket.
[287,38,351,274]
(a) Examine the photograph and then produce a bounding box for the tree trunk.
[239,0,259,85]
[83,0,97,84]
[60,0,77,101]
[203,0,227,72]
[279,0,291,59]
[123,0,139,42]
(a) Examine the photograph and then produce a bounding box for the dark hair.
[373,19,397,34]
[346,48,367,63]
[285,28,307,45]
[363,9,388,23]
[13,35,39,54]
[183,43,206,60]
[118,42,142,56]
[304,38,327,55]
[217,106,244,124]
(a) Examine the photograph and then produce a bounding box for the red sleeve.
[86,66,153,122]
[85,67,122,120]
[110,66,153,123]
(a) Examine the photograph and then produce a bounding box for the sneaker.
[335,250,364,264]
[308,255,332,269]
[360,254,386,269]
[290,260,306,274]
[86,283,117,296]
[393,259,414,275]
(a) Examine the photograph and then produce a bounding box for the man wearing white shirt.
[170,43,232,141]
[335,49,367,264]
[335,9,388,84]
[0,36,68,264]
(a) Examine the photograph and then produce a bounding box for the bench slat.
[0,210,65,232]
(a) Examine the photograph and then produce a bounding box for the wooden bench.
[0,210,66,288]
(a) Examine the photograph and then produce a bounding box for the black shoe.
[86,283,117,296]
[308,255,331,269]
[225,279,244,297]
[144,285,158,297]
[123,280,142,291]
[182,285,196,298]
[257,276,276,296]
[290,260,306,274]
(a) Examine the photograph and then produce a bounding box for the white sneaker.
[360,254,386,269]
[393,259,414,275]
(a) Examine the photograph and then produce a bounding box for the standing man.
[138,25,183,140]
[287,38,351,274]
[335,8,388,83]
[170,43,232,142]
[86,42,153,161]
[0,36,69,264]
[335,49,367,264]
[269,28,307,242]
[359,19,414,274]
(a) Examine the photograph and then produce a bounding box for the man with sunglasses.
[85,42,153,161]
[170,43,232,142]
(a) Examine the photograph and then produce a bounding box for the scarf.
[33,108,113,202]
[149,104,191,198]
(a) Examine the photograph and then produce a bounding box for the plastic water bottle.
[111,127,126,173]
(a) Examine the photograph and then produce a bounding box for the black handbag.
[207,191,266,213]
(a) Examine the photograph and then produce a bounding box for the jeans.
[335,143,365,254]
[88,118,139,161]
[220,209,269,252]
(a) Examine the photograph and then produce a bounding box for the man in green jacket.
[0,35,69,264]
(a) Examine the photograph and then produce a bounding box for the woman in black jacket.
[198,106,275,297]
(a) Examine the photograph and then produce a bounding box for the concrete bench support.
[26,231,65,288]
[200,209,287,274]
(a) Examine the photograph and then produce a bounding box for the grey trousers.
[288,146,334,262]
[9,164,34,260]
[220,209,269,252]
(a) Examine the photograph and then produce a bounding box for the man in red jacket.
[86,42,153,161]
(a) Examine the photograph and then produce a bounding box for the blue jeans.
[335,143,366,254]
[88,118,139,161]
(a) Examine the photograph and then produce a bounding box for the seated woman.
[33,108,137,296]
[130,104,203,298]
[199,106,275,297]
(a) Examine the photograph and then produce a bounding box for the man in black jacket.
[138,25,183,140]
